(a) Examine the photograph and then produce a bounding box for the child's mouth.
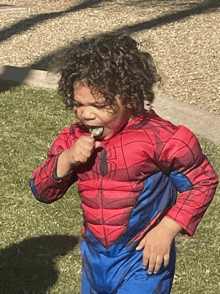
[88,126,104,137]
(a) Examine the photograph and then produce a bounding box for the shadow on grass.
[0,234,79,294]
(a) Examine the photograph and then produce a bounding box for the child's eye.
[72,101,108,109]
[95,104,107,109]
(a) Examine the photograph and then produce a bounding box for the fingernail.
[148,271,152,275]
[136,246,141,251]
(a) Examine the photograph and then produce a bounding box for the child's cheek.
[74,107,80,118]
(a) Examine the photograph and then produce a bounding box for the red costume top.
[30,110,218,249]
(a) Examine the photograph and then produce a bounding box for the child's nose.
[81,107,96,120]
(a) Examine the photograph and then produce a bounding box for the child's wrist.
[57,150,74,178]
[158,217,183,239]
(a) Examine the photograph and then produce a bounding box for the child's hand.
[136,217,182,275]
[56,136,101,178]
[66,135,101,166]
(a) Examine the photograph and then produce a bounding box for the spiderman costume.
[30,110,218,294]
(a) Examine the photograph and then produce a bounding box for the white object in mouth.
[89,126,104,137]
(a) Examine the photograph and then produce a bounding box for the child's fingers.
[76,136,101,150]
[77,136,96,151]
[69,136,101,165]
[163,253,170,268]
[80,135,96,145]
[142,250,150,269]
[152,255,164,274]
[136,236,147,251]
[147,255,158,274]
[142,249,162,274]
[82,138,101,152]
[152,253,170,274]
[144,251,170,275]
[71,152,89,165]
[142,252,163,274]
[95,141,101,149]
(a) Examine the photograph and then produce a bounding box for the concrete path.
[0,64,219,146]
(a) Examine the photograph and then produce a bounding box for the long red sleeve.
[156,125,218,236]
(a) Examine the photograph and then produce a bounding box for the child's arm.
[29,128,77,203]
[137,125,218,274]
[30,128,100,203]
[158,126,218,237]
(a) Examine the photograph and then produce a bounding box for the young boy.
[30,34,218,293]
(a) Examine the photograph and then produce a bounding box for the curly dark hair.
[57,33,161,117]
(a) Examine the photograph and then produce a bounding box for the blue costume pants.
[81,240,175,294]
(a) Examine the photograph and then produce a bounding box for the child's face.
[73,82,132,140]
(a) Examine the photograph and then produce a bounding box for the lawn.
[0,84,219,294]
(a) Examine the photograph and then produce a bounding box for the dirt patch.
[1,0,219,114]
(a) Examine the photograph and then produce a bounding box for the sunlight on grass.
[0,85,219,293]
[0,85,81,293]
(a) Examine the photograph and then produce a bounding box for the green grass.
[0,84,219,293]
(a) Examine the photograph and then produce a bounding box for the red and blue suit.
[30,110,218,293]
